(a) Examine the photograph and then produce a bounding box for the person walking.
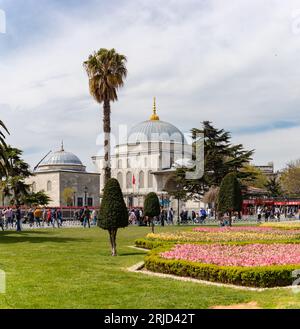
[83,206,91,228]
[91,209,97,226]
[28,208,34,228]
[57,208,63,227]
[15,205,22,232]
[51,208,58,228]
[4,207,13,229]
[34,207,42,227]
[167,208,174,225]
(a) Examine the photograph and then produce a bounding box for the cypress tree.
[217,172,242,226]
[144,192,160,233]
[98,178,128,256]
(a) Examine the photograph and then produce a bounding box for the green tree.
[23,190,51,206]
[175,121,254,199]
[84,48,127,185]
[1,146,32,205]
[240,164,268,189]
[0,120,9,177]
[63,187,75,206]
[265,177,282,197]
[280,160,300,197]
[217,172,242,226]
[98,178,128,256]
[144,192,161,233]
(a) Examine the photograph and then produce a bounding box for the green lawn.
[0,225,300,309]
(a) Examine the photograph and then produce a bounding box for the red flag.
[132,174,136,185]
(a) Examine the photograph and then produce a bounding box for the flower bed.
[144,249,299,287]
[145,228,300,243]
[261,221,300,230]
[160,243,300,267]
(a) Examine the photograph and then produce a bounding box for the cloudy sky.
[1,0,300,171]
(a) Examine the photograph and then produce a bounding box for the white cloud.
[1,0,300,170]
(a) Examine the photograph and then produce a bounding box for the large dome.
[128,120,186,144]
[128,98,186,144]
[36,145,86,172]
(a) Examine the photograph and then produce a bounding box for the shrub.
[98,178,128,256]
[144,192,160,233]
[144,249,299,287]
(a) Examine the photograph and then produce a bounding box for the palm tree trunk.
[103,99,111,185]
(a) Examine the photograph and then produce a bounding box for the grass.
[0,225,300,308]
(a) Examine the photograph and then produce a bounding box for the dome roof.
[127,99,186,144]
[36,144,86,172]
[43,150,83,166]
[128,120,186,144]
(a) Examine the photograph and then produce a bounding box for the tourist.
[4,207,13,229]
[134,208,141,225]
[0,210,4,231]
[91,208,97,226]
[191,210,196,224]
[257,206,262,222]
[129,210,136,225]
[51,208,59,228]
[83,206,91,228]
[42,207,47,226]
[15,205,22,232]
[57,208,63,226]
[28,208,35,227]
[46,208,51,226]
[34,207,42,227]
[167,208,174,225]
[200,208,207,224]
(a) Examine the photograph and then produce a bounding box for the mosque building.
[26,143,100,207]
[92,98,195,209]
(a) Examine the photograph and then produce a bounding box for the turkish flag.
[132,174,136,185]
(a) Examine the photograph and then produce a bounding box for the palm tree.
[84,48,127,185]
[0,120,9,177]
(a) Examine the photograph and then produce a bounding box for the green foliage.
[98,178,128,230]
[144,192,161,218]
[265,177,282,197]
[63,187,75,206]
[83,48,127,104]
[22,190,51,206]
[218,172,242,213]
[240,164,268,189]
[174,121,254,199]
[135,238,171,250]
[145,249,298,288]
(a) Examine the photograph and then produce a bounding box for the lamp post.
[73,191,76,207]
[84,186,88,206]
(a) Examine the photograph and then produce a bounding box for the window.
[32,182,36,192]
[47,180,52,192]
[126,172,132,189]
[139,171,144,188]
[87,197,93,207]
[77,197,83,207]
[117,172,123,189]
[127,158,131,168]
[117,159,122,169]
[148,171,153,188]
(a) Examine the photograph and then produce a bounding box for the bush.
[98,178,128,256]
[135,238,172,250]
[144,249,300,287]
[144,192,160,233]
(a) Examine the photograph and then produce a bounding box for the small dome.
[128,120,186,144]
[44,150,83,166]
[36,146,86,172]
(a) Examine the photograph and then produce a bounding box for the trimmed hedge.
[135,238,170,250]
[144,249,300,288]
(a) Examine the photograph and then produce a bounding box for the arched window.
[32,182,36,192]
[148,171,153,188]
[126,172,132,189]
[47,180,52,192]
[117,159,122,169]
[117,172,123,189]
[127,158,131,168]
[139,171,144,188]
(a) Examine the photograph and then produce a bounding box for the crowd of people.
[0,206,98,231]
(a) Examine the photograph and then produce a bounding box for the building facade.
[92,99,192,209]
[26,145,100,207]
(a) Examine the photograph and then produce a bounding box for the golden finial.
[150,97,160,120]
